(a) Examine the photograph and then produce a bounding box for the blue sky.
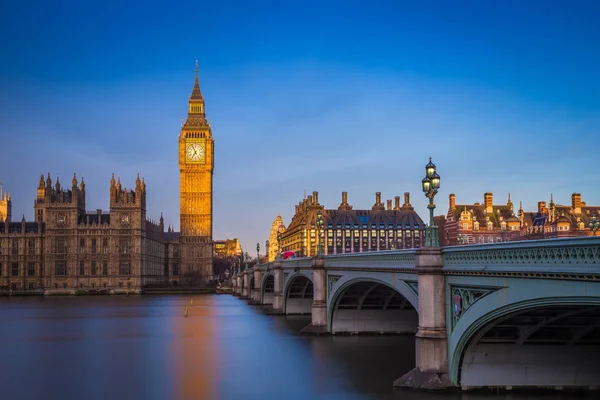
[1,0,599,254]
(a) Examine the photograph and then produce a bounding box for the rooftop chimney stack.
[449,193,456,210]
[387,199,392,210]
[313,191,319,204]
[404,192,411,206]
[484,192,493,214]
[572,193,582,214]
[394,196,400,210]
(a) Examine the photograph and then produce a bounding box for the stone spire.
[72,172,78,188]
[80,176,85,191]
[190,60,203,101]
[110,173,116,187]
[183,61,208,127]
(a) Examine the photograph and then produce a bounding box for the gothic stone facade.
[178,63,215,281]
[0,174,177,294]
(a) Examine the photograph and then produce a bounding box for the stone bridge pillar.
[395,247,453,390]
[302,257,327,333]
[235,275,241,295]
[251,268,262,304]
[242,270,249,298]
[272,261,284,313]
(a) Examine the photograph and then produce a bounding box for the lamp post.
[256,243,260,265]
[316,210,324,256]
[589,215,600,236]
[277,231,282,260]
[422,157,441,247]
[266,240,269,261]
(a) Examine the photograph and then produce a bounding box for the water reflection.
[0,295,595,400]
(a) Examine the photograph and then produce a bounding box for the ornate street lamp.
[422,157,441,247]
[276,230,282,260]
[316,210,324,256]
[256,243,260,264]
[589,215,600,236]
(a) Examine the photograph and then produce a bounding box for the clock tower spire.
[178,61,214,284]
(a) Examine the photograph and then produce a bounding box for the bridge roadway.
[231,237,600,391]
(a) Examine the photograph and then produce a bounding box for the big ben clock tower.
[179,61,214,282]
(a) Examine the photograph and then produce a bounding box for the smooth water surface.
[0,295,589,400]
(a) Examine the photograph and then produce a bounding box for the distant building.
[0,186,11,222]
[443,192,521,245]
[214,238,242,258]
[267,215,286,262]
[281,191,425,257]
[522,193,600,239]
[0,174,174,293]
[442,192,600,245]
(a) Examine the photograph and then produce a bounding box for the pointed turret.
[72,172,78,188]
[110,173,116,187]
[136,173,141,188]
[183,61,208,127]
[190,60,204,101]
[38,174,45,190]
[55,177,61,191]
[46,173,52,188]
[80,176,85,191]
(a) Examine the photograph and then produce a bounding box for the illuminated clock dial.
[186,143,205,161]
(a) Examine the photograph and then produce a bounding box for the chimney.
[372,192,384,211]
[572,193,582,214]
[538,201,546,213]
[387,199,392,210]
[404,192,411,206]
[313,191,319,204]
[484,192,493,214]
[338,191,352,210]
[295,205,299,214]
[308,195,313,205]
[449,193,456,210]
[394,196,400,210]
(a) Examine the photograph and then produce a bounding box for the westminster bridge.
[231,237,600,391]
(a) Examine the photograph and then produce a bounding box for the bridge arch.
[450,294,600,389]
[327,277,419,334]
[282,272,313,315]
[261,272,274,305]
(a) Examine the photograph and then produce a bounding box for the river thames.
[0,294,591,400]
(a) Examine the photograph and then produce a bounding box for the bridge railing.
[443,236,600,274]
[321,249,417,270]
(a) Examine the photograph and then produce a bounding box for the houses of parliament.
[0,64,214,293]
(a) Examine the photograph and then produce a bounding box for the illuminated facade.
[443,192,521,245]
[281,191,426,257]
[214,238,242,258]
[0,175,173,293]
[267,214,286,261]
[0,187,11,222]
[442,192,600,245]
[178,62,215,281]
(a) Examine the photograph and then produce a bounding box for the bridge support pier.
[250,268,262,304]
[301,257,327,334]
[395,247,454,390]
[242,270,249,298]
[269,261,285,314]
[236,275,242,295]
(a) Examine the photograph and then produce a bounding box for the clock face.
[121,214,131,225]
[186,143,205,162]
